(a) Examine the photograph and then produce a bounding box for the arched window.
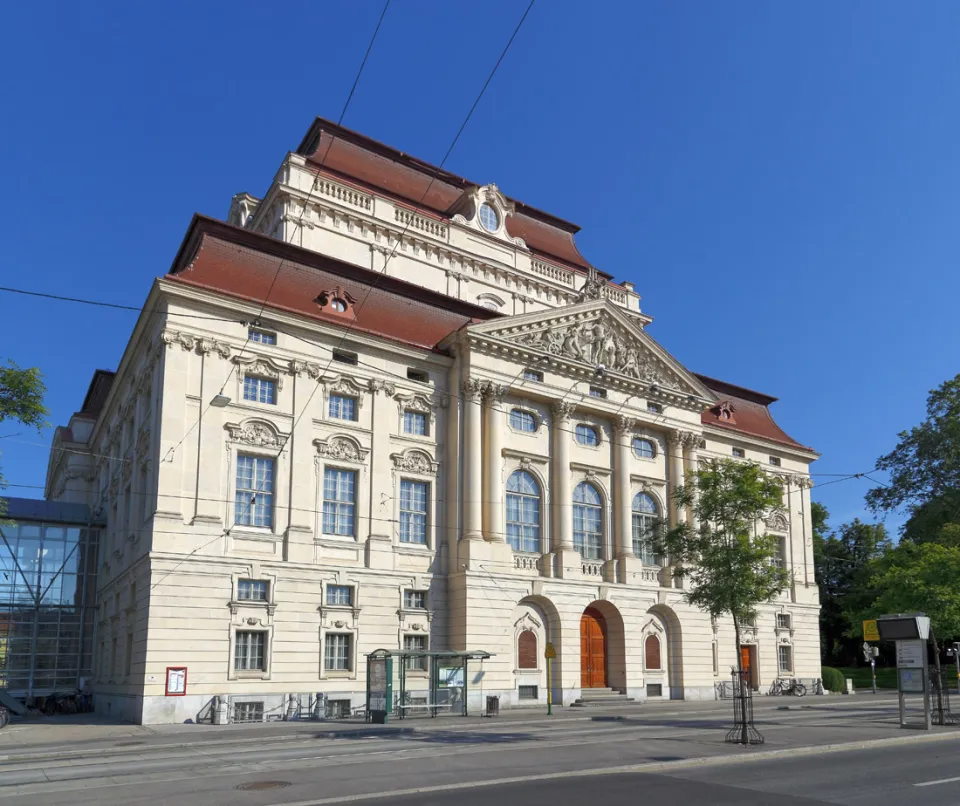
[506,471,541,553]
[632,492,660,565]
[573,481,603,559]
[632,437,656,459]
[509,408,537,433]
[575,424,599,447]
[645,634,662,670]
[518,630,538,669]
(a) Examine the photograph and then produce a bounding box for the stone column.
[614,416,634,559]
[483,383,507,543]
[284,362,318,563]
[795,476,815,588]
[667,430,687,528]
[551,401,581,579]
[461,378,485,542]
[366,378,397,570]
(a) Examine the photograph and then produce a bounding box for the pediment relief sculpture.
[226,419,285,448]
[314,435,369,463]
[390,449,439,476]
[233,354,288,387]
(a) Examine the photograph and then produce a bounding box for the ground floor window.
[403,634,427,670]
[778,644,793,675]
[325,633,352,672]
[234,631,266,672]
[518,685,539,700]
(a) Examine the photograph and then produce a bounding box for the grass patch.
[833,665,897,690]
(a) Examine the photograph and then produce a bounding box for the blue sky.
[2,0,957,535]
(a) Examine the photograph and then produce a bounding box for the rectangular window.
[399,480,428,544]
[322,468,356,536]
[234,631,266,671]
[646,683,663,698]
[238,579,269,601]
[235,455,274,528]
[732,447,745,458]
[518,685,539,700]
[778,645,793,674]
[406,368,429,383]
[248,328,276,345]
[328,394,357,421]
[404,590,427,610]
[403,410,428,436]
[324,633,351,671]
[404,634,427,671]
[125,633,133,677]
[243,376,276,404]
[777,613,792,630]
[773,537,788,570]
[332,348,358,366]
[588,386,607,399]
[522,369,543,383]
[234,701,264,723]
[326,584,353,606]
[647,402,663,414]
[769,456,782,467]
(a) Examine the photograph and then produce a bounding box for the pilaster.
[461,377,485,542]
[483,382,507,543]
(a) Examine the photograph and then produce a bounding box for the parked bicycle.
[769,677,807,696]
[0,705,9,729]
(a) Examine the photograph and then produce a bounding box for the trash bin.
[485,695,500,717]
[371,709,388,724]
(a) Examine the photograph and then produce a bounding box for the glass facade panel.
[0,519,99,697]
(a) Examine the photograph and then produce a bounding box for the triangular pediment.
[466,300,715,402]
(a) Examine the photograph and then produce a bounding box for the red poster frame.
[165,666,188,697]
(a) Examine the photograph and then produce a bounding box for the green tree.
[654,458,790,679]
[814,517,890,664]
[854,541,960,710]
[867,373,960,544]
[0,360,48,515]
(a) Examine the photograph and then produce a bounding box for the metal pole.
[546,657,552,716]
[871,658,877,695]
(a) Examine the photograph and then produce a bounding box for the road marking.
[914,775,960,788]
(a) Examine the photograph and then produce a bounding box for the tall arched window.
[518,630,538,669]
[506,471,541,553]
[632,492,660,565]
[645,634,662,670]
[573,482,603,560]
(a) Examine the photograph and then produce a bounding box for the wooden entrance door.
[580,608,607,688]
[740,645,757,690]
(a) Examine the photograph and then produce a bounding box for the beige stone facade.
[45,119,820,724]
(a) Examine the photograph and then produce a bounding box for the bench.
[395,702,455,718]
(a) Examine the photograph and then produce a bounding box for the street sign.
[544,642,557,659]
[896,640,924,669]
[863,620,880,642]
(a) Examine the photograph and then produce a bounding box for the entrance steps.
[572,688,635,707]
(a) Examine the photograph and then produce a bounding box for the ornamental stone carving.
[551,400,576,421]
[462,377,485,401]
[793,476,814,490]
[482,382,507,402]
[198,338,232,359]
[233,355,287,387]
[613,415,635,437]
[161,330,197,352]
[368,379,397,396]
[765,512,789,532]
[290,360,324,379]
[390,449,439,476]
[226,420,283,448]
[325,375,365,400]
[578,266,605,302]
[314,435,369,463]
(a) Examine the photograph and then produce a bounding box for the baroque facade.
[44,119,820,723]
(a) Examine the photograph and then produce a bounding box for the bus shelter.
[366,649,493,722]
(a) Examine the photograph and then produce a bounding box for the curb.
[268,730,960,806]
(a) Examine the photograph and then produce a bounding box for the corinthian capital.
[482,382,508,403]
[793,476,814,490]
[613,414,635,437]
[461,377,485,401]
[551,400,576,422]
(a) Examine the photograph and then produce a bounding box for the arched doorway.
[647,604,684,699]
[580,607,607,688]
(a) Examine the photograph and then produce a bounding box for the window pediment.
[314,434,369,463]
[390,448,438,476]
[225,418,287,448]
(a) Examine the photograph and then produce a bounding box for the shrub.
[821,665,846,693]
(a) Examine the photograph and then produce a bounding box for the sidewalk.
[0,691,914,760]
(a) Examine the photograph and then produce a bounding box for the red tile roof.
[296,119,603,276]
[695,374,815,454]
[165,216,498,352]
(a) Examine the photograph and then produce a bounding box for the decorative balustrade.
[395,208,448,239]
[514,554,541,572]
[604,286,628,305]
[531,259,575,286]
[316,179,372,211]
[582,561,604,577]
[636,567,661,584]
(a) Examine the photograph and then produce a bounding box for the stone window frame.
[631,486,665,567]
[517,629,539,671]
[573,422,603,449]
[631,436,658,462]
[402,632,430,675]
[319,626,359,681]
[391,462,438,551]
[227,622,274,682]
[571,471,610,561]
[507,406,541,436]
[504,463,548,555]
[644,633,663,671]
[226,436,287,538]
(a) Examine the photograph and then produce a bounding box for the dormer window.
[712,401,737,424]
[479,203,499,233]
[315,286,356,318]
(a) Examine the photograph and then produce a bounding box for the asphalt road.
[0,696,956,806]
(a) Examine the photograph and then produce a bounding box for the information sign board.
[899,669,924,693]
[862,620,880,642]
[896,640,925,669]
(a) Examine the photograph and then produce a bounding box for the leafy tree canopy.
[654,459,790,649]
[0,360,48,516]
